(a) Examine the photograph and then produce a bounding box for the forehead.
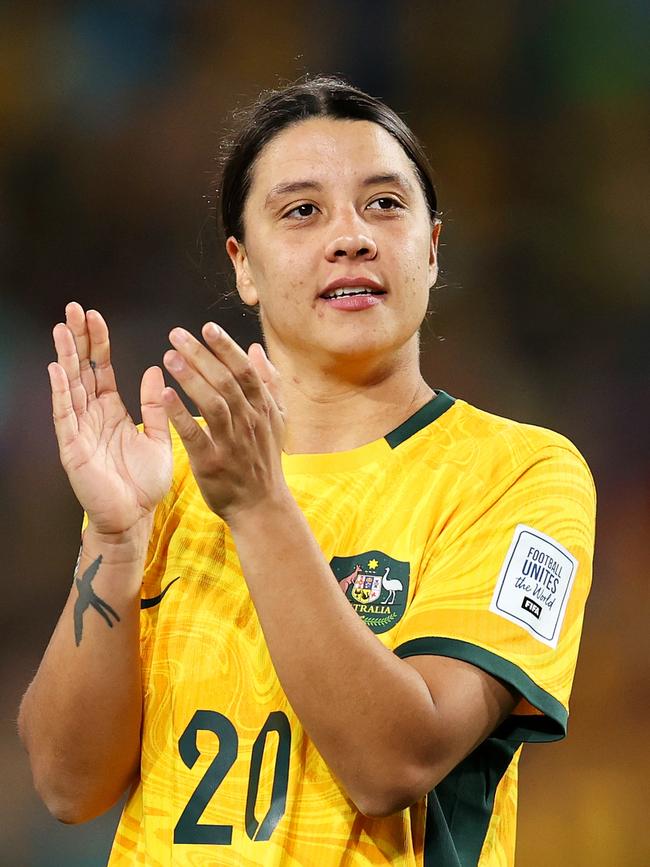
[248,117,419,198]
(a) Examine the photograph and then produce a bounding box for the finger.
[168,326,251,412]
[140,366,171,446]
[163,349,234,438]
[86,309,118,397]
[65,302,96,399]
[161,385,218,467]
[201,323,267,409]
[53,322,87,415]
[48,361,79,448]
[248,343,285,413]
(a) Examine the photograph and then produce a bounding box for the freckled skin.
[227,118,440,379]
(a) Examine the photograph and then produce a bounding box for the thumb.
[248,343,284,412]
[140,366,172,445]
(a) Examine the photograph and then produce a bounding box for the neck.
[268,338,434,454]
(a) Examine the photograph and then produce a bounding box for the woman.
[19,77,595,866]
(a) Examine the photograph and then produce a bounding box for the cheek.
[393,230,433,295]
[270,256,309,304]
[250,247,313,316]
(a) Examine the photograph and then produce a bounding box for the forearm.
[18,526,148,822]
[228,492,438,815]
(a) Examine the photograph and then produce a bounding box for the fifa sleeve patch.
[489,524,578,648]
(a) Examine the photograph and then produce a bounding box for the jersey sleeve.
[393,442,596,743]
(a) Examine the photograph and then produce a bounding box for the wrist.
[224,485,296,535]
[82,517,153,565]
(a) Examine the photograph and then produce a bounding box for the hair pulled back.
[218,75,438,241]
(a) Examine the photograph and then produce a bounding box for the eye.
[367,196,403,211]
[284,203,318,219]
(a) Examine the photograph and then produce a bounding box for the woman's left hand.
[161,322,288,524]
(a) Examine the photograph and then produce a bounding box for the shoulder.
[439,397,594,490]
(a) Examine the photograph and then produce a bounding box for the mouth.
[319,277,387,301]
[320,286,386,300]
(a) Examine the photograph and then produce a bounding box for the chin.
[314,331,412,369]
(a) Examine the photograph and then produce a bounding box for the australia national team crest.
[330,551,410,634]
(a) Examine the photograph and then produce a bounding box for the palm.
[64,393,171,531]
[50,304,172,535]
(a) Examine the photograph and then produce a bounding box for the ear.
[428,220,442,286]
[226,236,259,306]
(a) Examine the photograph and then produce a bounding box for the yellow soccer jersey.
[108,390,595,867]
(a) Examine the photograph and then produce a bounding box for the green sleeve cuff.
[393,636,568,743]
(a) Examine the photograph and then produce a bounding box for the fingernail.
[205,322,220,339]
[171,327,188,344]
[165,351,184,372]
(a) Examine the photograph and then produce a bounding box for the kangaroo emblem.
[338,563,362,595]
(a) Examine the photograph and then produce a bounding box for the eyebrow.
[362,172,415,194]
[263,172,415,208]
[264,181,323,208]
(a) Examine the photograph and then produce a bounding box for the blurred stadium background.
[1,2,648,865]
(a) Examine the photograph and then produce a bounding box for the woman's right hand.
[49,302,173,538]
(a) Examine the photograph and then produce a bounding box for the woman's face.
[227,117,440,370]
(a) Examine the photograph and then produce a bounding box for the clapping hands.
[49,304,287,536]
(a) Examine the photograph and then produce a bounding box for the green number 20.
[173,710,291,845]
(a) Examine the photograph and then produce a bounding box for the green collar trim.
[384,390,456,449]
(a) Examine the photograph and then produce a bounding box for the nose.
[325,229,377,262]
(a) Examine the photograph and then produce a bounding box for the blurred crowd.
[1,2,648,865]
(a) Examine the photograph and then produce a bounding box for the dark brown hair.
[218,75,438,241]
